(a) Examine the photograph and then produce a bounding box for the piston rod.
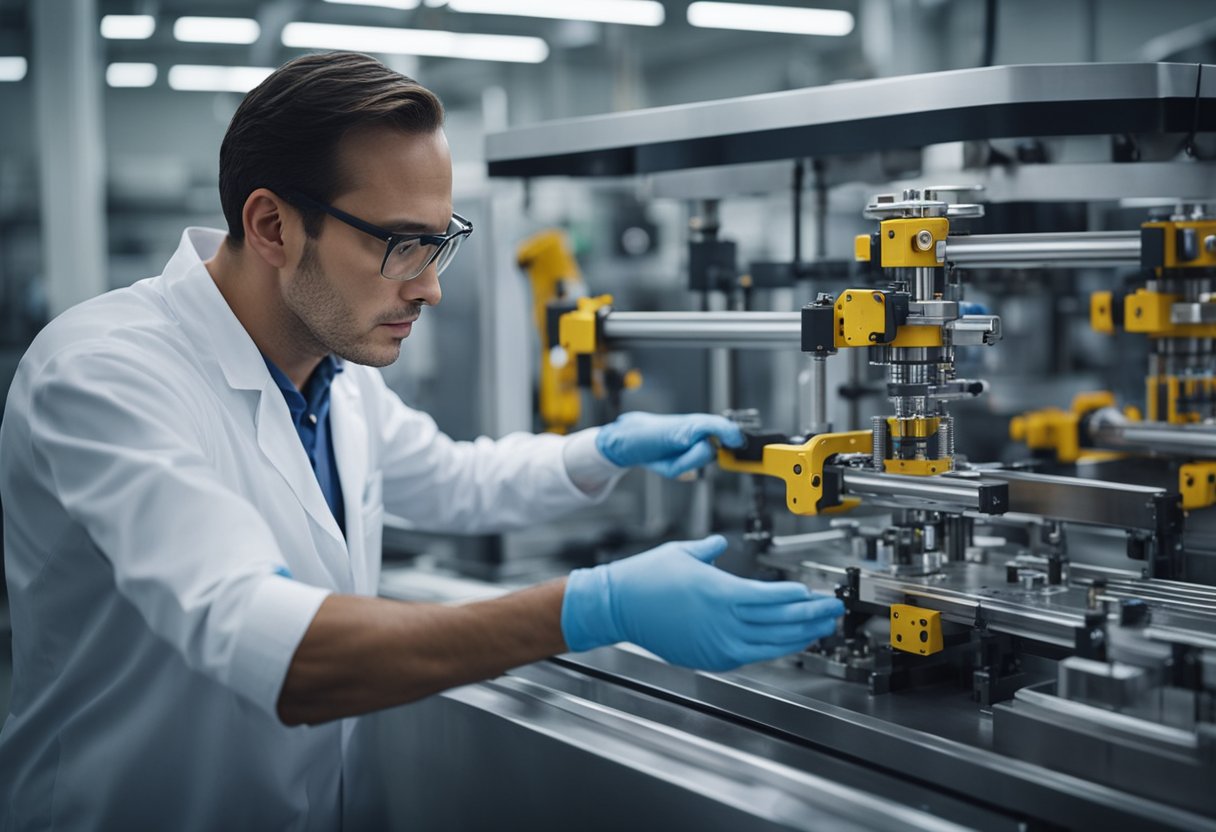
[1088,408,1216,457]
[601,311,801,349]
[944,231,1140,268]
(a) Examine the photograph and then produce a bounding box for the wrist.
[594,423,628,468]
[560,565,620,651]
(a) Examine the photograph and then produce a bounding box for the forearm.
[277,579,568,726]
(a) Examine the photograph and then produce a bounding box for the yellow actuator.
[517,231,584,434]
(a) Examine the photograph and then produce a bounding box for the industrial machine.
[373,63,1216,830]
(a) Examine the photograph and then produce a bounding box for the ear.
[242,188,292,269]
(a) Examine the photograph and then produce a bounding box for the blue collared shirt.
[262,354,346,534]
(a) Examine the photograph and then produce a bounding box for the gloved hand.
[561,535,844,672]
[596,412,745,479]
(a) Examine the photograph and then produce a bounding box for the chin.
[334,340,402,368]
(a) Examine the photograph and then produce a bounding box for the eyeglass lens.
[382,217,467,280]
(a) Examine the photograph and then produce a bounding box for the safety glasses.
[282,189,472,281]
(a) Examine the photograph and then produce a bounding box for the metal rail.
[839,469,1008,514]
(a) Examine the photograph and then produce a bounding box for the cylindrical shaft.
[809,355,829,434]
[1088,408,1216,457]
[601,311,801,349]
[944,231,1140,268]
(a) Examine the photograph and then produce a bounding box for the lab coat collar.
[163,228,271,393]
[161,228,354,564]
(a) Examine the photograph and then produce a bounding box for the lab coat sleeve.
[25,344,330,718]
[368,369,612,533]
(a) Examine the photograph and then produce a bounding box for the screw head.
[915,229,934,251]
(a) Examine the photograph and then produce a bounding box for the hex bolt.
[914,229,934,251]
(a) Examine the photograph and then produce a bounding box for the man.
[0,52,843,829]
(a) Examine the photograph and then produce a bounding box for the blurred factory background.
[3,1,1216,828]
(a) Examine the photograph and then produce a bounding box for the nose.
[400,262,442,308]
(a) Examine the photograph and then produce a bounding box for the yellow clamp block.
[836,289,893,347]
[1009,391,1117,464]
[1125,289,1216,338]
[1181,462,1216,510]
[1091,291,1115,334]
[717,430,871,516]
[854,234,872,263]
[558,294,612,356]
[1009,407,1077,462]
[1125,289,1176,334]
[1142,220,1216,270]
[890,604,943,656]
[878,217,949,269]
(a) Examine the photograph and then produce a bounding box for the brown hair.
[218,51,444,246]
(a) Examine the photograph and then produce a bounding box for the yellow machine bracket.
[517,230,585,433]
[1180,462,1216,511]
[558,295,613,357]
[890,604,944,656]
[717,430,872,516]
[1009,391,1124,463]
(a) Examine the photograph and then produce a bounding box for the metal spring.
[938,416,955,458]
[871,415,887,469]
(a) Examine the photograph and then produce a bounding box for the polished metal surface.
[964,468,1170,530]
[487,63,1216,177]
[1089,408,1216,457]
[944,231,1141,268]
[841,469,1007,513]
[602,311,801,349]
[1171,302,1216,325]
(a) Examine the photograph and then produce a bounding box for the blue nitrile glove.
[596,412,745,478]
[959,302,990,316]
[561,535,845,672]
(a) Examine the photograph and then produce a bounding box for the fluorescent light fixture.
[100,14,156,40]
[324,0,421,9]
[167,65,274,93]
[173,17,261,45]
[687,2,854,37]
[448,0,664,26]
[106,62,158,88]
[0,57,27,82]
[282,22,549,63]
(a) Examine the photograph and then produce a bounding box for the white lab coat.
[0,228,609,831]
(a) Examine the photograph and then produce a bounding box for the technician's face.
[284,126,452,368]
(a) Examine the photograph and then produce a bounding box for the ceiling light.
[448,0,664,26]
[173,17,261,45]
[281,22,549,63]
[687,2,854,37]
[100,14,156,40]
[0,57,26,82]
[323,0,422,9]
[167,65,274,93]
[106,63,158,88]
